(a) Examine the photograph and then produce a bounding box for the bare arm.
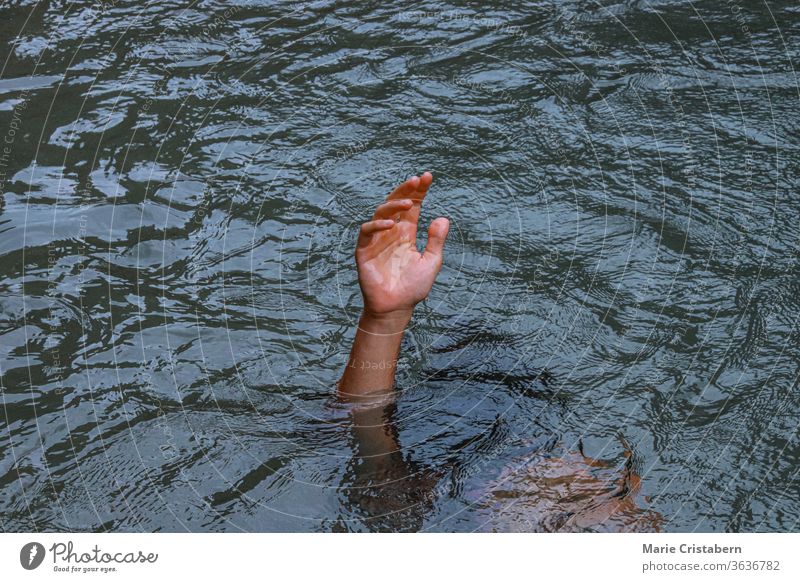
[338,172,449,399]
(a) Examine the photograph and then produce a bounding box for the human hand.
[355,172,449,326]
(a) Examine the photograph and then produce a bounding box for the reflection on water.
[339,397,440,532]
[1,0,799,532]
[482,440,662,532]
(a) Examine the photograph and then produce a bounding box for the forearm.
[338,309,412,399]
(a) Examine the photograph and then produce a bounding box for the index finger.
[386,171,433,203]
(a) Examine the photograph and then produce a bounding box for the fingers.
[416,171,433,197]
[386,171,433,202]
[386,175,420,200]
[364,173,436,253]
[372,198,413,220]
[357,219,395,248]
[423,217,450,260]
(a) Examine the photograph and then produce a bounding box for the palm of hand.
[355,173,450,316]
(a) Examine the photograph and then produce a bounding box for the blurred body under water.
[0,0,799,531]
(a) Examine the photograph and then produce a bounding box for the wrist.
[359,309,413,335]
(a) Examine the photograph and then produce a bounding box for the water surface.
[1,0,799,532]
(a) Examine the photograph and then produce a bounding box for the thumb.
[424,217,450,261]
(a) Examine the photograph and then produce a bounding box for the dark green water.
[1,0,799,532]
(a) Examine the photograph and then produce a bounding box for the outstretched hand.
[355,172,450,320]
[339,172,449,397]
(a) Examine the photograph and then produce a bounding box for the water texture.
[0,0,798,532]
